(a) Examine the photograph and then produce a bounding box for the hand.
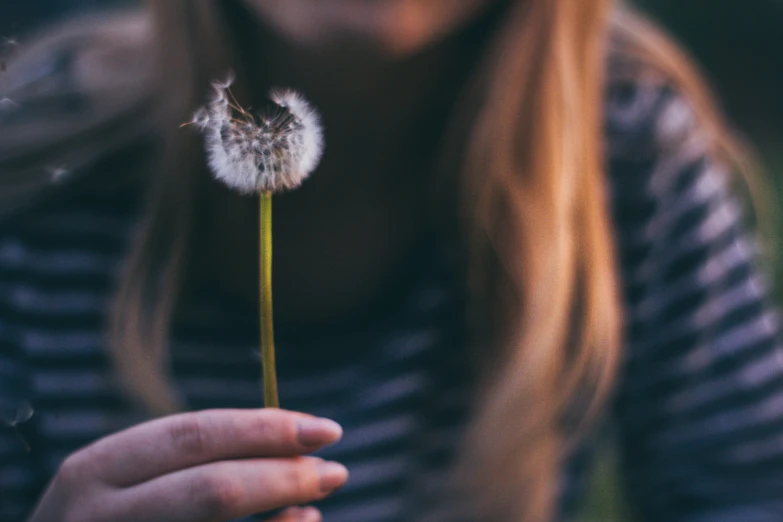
[28,409,347,522]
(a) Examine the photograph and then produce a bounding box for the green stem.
[260,192,279,408]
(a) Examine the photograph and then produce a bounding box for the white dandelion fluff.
[191,77,324,194]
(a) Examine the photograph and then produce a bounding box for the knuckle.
[192,474,242,517]
[168,414,209,455]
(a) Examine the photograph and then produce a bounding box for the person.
[1,1,782,521]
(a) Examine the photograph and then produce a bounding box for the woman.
[1,0,781,520]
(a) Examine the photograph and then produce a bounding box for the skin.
[29,410,345,522]
[33,0,500,520]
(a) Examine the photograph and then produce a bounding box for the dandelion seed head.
[212,71,235,91]
[191,107,210,130]
[270,88,324,181]
[191,77,324,194]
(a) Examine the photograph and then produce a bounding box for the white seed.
[190,77,324,194]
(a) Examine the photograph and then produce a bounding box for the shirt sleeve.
[608,81,783,521]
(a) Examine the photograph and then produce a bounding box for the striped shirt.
[2,13,783,522]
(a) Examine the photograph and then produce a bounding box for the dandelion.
[190,77,323,194]
[188,76,324,408]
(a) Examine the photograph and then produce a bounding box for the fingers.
[267,506,322,522]
[80,409,342,487]
[112,456,347,522]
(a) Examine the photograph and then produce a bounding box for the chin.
[247,0,496,58]
[322,21,440,59]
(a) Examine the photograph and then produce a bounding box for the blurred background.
[3,0,781,147]
[2,1,781,520]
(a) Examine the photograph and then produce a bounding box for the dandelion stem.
[259,192,279,408]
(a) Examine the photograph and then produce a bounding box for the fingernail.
[297,418,343,447]
[316,461,348,494]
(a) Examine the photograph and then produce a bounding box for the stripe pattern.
[607,78,783,520]
[2,70,783,522]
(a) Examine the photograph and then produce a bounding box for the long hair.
[0,1,754,520]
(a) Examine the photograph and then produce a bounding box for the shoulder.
[604,58,710,171]
[603,8,721,165]
[601,42,735,219]
[0,8,157,218]
[601,44,755,291]
[600,9,744,211]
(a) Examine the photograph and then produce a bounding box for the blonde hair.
[0,1,753,520]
